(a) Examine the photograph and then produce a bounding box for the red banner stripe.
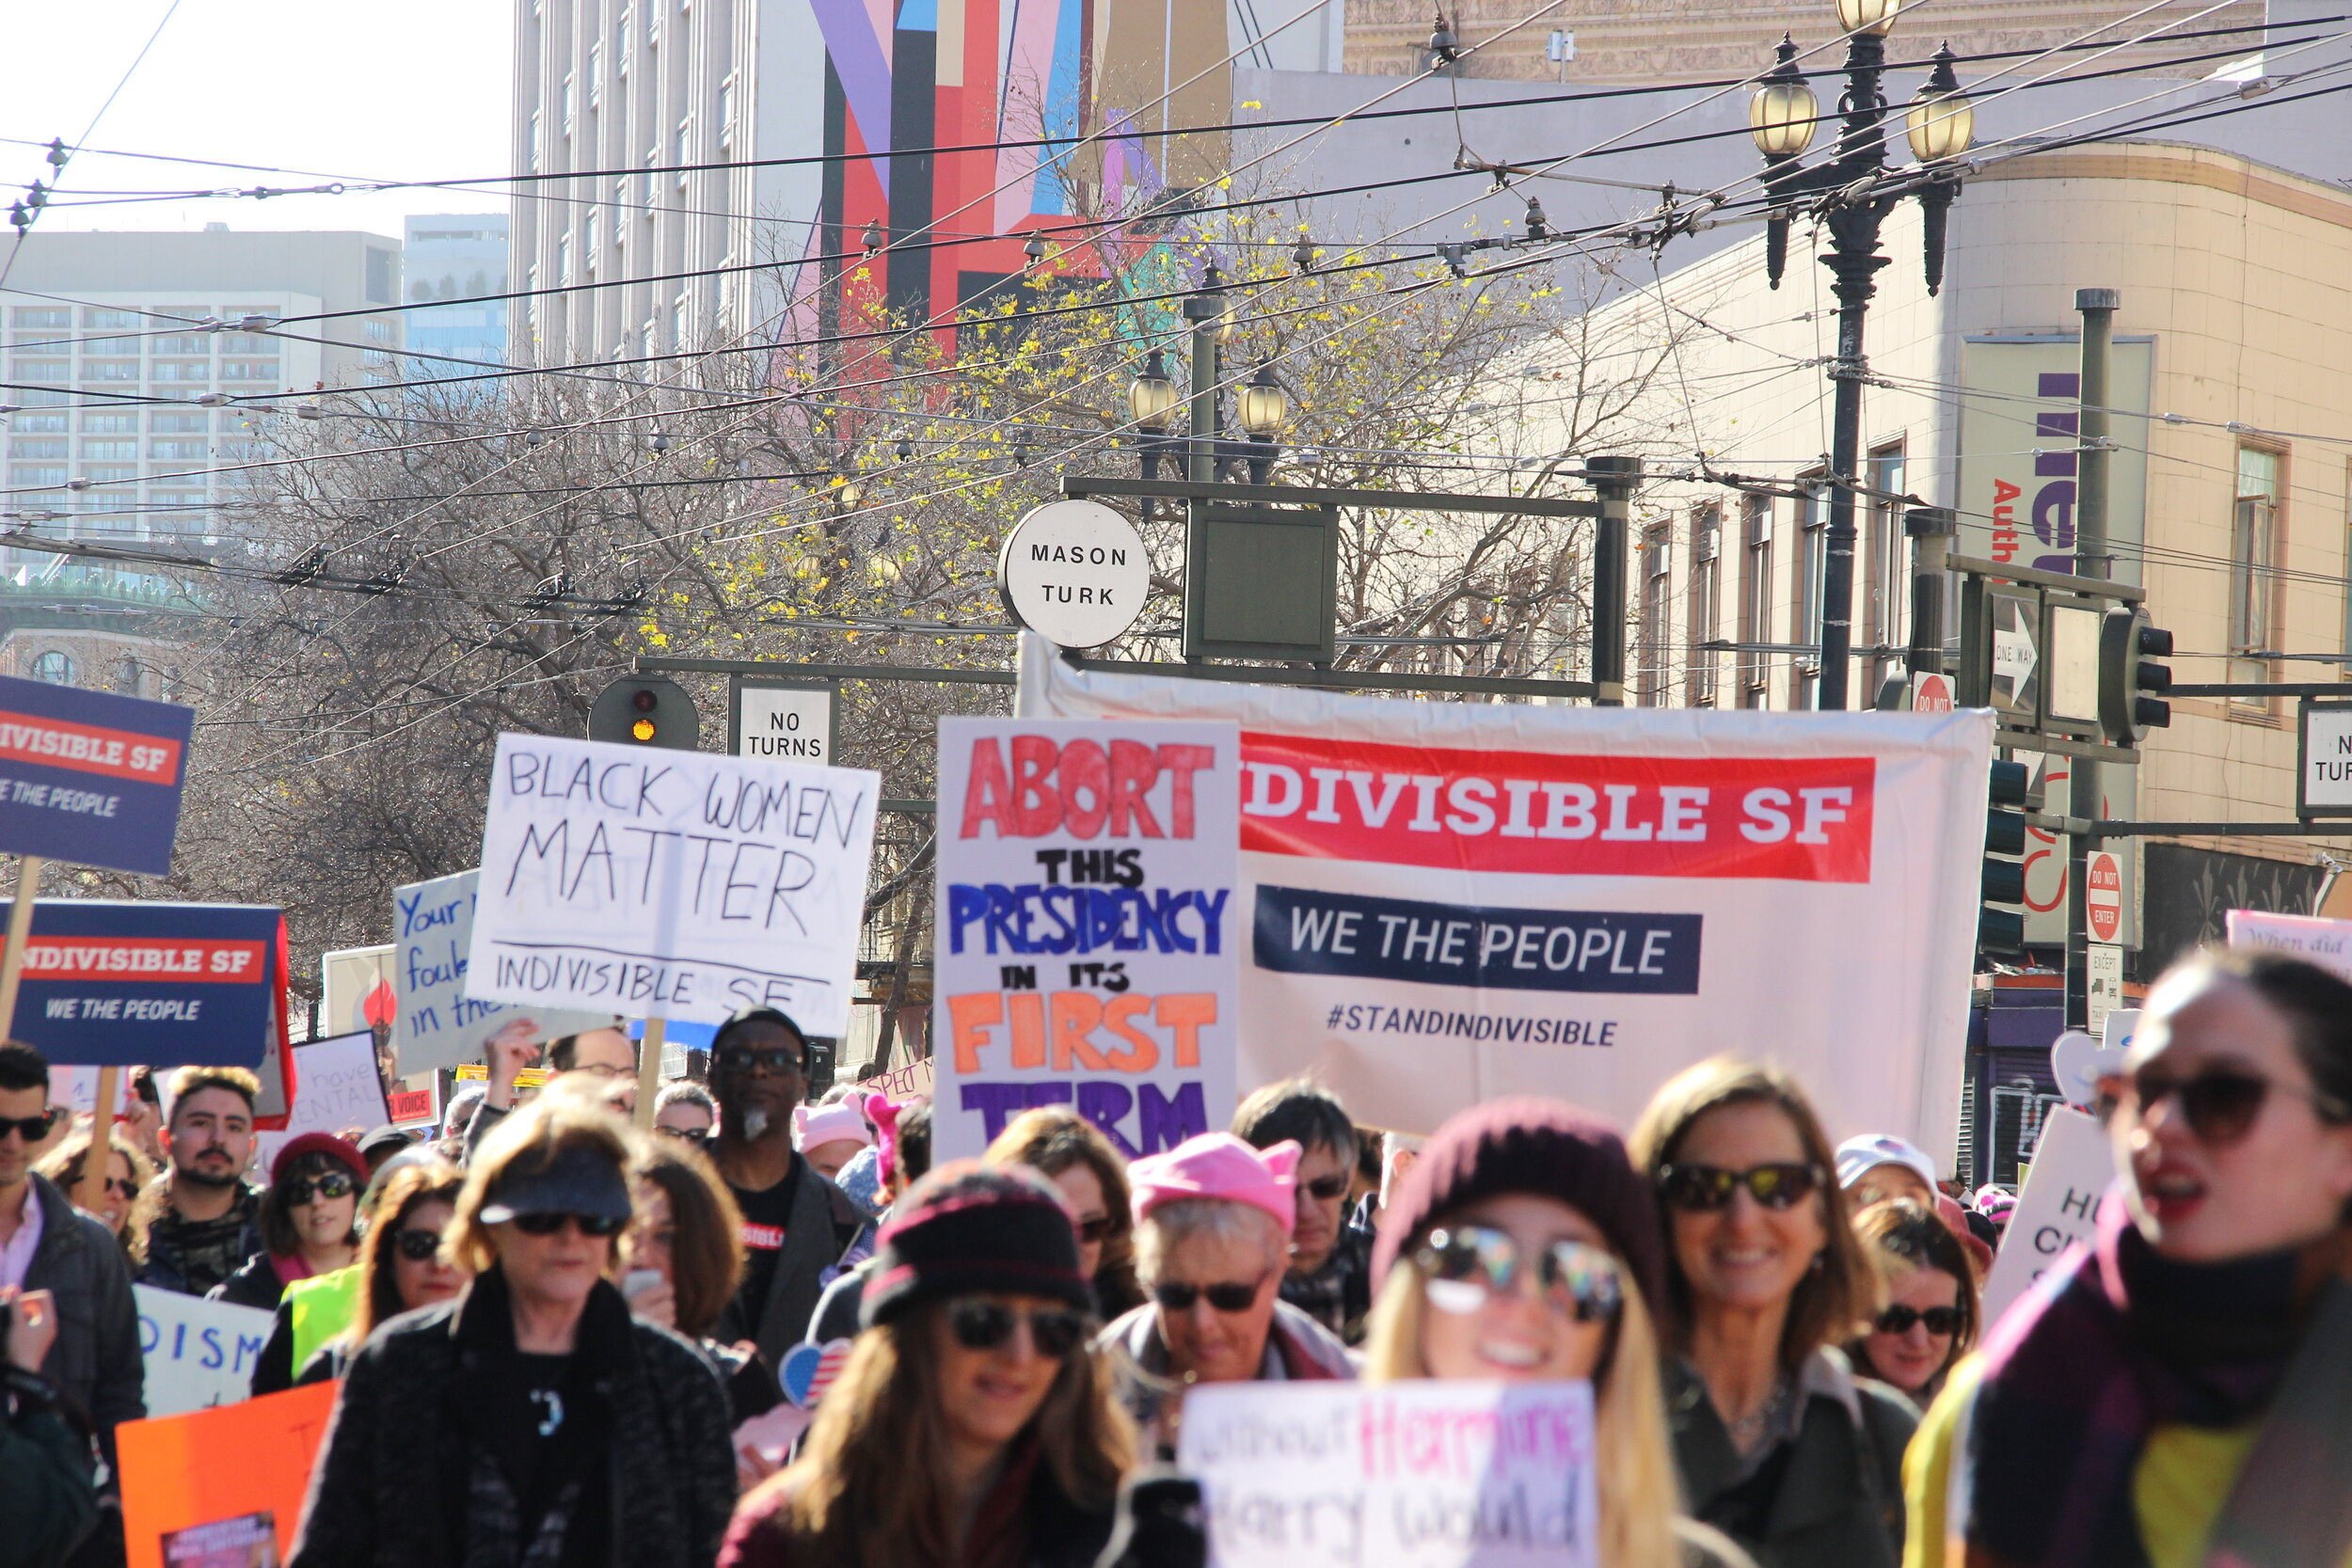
[0,709,183,784]
[21,939,266,982]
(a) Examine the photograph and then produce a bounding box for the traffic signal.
[588,674,702,750]
[2099,606,2172,743]
[1979,758,2030,955]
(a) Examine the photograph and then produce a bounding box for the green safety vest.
[285,1265,366,1374]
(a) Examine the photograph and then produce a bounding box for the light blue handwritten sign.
[393,869,606,1075]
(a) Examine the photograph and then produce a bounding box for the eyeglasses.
[714,1045,803,1076]
[1299,1174,1350,1204]
[1657,1162,1824,1212]
[390,1228,445,1262]
[946,1298,1087,1358]
[283,1171,357,1206]
[1874,1304,1963,1337]
[1154,1275,1269,1314]
[1074,1215,1113,1245]
[654,1124,709,1147]
[572,1062,625,1079]
[1414,1227,1625,1323]
[0,1109,60,1143]
[2123,1066,2351,1147]
[510,1212,628,1237]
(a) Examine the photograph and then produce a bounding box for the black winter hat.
[860,1161,1094,1330]
[1371,1097,1668,1318]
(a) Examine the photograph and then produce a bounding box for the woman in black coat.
[291,1094,737,1568]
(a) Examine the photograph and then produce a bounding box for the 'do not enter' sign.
[996,500,1151,647]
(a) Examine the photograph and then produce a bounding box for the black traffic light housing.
[2100,606,2172,743]
[588,674,702,750]
[1980,758,2032,955]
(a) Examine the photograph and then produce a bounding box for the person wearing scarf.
[1905,949,2352,1568]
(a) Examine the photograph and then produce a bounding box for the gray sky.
[3,0,513,243]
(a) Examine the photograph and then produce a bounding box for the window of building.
[648,3,660,49]
[222,333,274,354]
[530,111,545,172]
[562,73,577,136]
[150,361,208,381]
[28,652,73,686]
[1688,504,1720,707]
[525,265,540,339]
[1864,442,1906,701]
[2232,444,2283,701]
[719,78,737,151]
[613,181,630,247]
[81,309,139,329]
[80,440,136,460]
[1793,478,1828,710]
[588,43,604,109]
[83,467,135,483]
[644,147,660,211]
[559,232,575,285]
[148,440,206,460]
[675,119,692,188]
[10,412,65,433]
[81,362,138,381]
[618,8,632,73]
[10,309,69,328]
[79,413,136,433]
[150,413,207,433]
[363,319,393,344]
[12,361,68,382]
[1739,494,1772,708]
[367,248,395,305]
[8,466,65,486]
[585,208,601,273]
[8,439,65,460]
[154,335,211,356]
[671,294,688,351]
[220,360,278,381]
[79,336,142,356]
[1638,523,1672,707]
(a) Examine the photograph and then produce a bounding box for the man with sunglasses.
[1232,1079,1373,1342]
[137,1065,266,1298]
[705,1006,864,1370]
[0,1040,143,1464]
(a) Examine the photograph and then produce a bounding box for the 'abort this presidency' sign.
[467,735,881,1033]
[0,673,193,876]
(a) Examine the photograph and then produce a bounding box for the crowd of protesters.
[5,942,2352,1567]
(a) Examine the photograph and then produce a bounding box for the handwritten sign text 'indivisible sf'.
[1177,1380,1598,1568]
[467,735,881,1033]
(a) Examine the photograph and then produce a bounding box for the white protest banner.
[1979,1106,2115,1327]
[254,1030,389,1169]
[135,1286,275,1417]
[2226,909,2352,984]
[932,718,1239,1161]
[1019,638,1988,1151]
[1177,1379,1597,1568]
[467,735,882,1033]
[392,869,609,1075]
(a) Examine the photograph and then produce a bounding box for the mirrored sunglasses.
[1657,1162,1823,1212]
[1414,1227,1624,1323]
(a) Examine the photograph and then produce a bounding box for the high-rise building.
[404,214,511,383]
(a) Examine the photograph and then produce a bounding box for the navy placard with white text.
[0,673,194,876]
[0,900,280,1068]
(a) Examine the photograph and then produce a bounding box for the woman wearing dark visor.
[1907,950,2352,1568]
[1632,1059,1915,1568]
[291,1093,737,1568]
[722,1163,1135,1568]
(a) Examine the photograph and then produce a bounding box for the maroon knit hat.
[861,1161,1093,1329]
[1371,1098,1668,1317]
[270,1132,367,1188]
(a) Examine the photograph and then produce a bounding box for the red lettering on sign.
[959,736,1215,840]
[1237,733,1875,882]
[0,709,182,784]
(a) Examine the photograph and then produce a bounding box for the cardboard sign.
[391,868,608,1075]
[1178,1379,1598,1568]
[135,1286,277,1417]
[2226,909,2352,984]
[255,1030,389,1169]
[0,900,282,1068]
[319,945,396,1037]
[932,718,1241,1162]
[468,735,882,1033]
[1020,640,1990,1151]
[0,672,194,876]
[1979,1106,2116,1327]
[864,1052,934,1102]
[119,1382,339,1568]
[388,1077,440,1128]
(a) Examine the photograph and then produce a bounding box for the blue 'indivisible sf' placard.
[0,900,281,1068]
[0,673,194,876]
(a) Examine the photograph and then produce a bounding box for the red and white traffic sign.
[1911,672,1954,714]
[2086,850,2123,943]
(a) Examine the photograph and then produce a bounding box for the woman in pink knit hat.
[1094,1132,1353,1453]
[790,1100,872,1183]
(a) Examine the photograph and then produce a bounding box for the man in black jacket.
[704,1008,862,1368]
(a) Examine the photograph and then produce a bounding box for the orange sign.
[119,1382,339,1568]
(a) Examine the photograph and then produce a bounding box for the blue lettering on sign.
[1253,885,1702,995]
[945,883,1230,957]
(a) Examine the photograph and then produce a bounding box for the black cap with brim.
[479,1142,636,1226]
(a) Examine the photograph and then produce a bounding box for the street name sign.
[996,500,1151,648]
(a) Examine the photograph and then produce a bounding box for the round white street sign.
[996,500,1151,648]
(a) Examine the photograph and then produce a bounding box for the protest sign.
[392,868,608,1075]
[0,900,283,1068]
[0,672,193,876]
[135,1286,276,1417]
[2226,909,2352,983]
[48,1063,133,1117]
[254,1030,389,1168]
[468,735,882,1033]
[388,1075,440,1128]
[320,944,396,1037]
[1177,1379,1598,1568]
[1979,1106,2115,1326]
[119,1381,338,1568]
[1019,639,1989,1150]
[932,718,1240,1161]
[865,1052,934,1102]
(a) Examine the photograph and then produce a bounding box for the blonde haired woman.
[1362,1099,1752,1568]
[723,1163,1136,1568]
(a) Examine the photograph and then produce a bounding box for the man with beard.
[136,1067,264,1296]
[705,1007,862,1367]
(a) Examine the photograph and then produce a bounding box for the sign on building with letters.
[1958,336,2152,578]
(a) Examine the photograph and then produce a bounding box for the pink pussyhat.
[1128,1132,1302,1237]
[792,1100,873,1152]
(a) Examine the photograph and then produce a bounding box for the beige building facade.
[1511,139,2352,968]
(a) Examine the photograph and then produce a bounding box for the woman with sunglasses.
[1843,1201,1976,1411]
[988,1106,1148,1318]
[211,1133,366,1311]
[1630,1058,1912,1568]
[1361,1099,1751,1568]
[34,1127,158,1259]
[298,1160,472,1386]
[292,1094,736,1568]
[1098,1132,1354,1453]
[721,1163,1135,1568]
[1908,950,2352,1568]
